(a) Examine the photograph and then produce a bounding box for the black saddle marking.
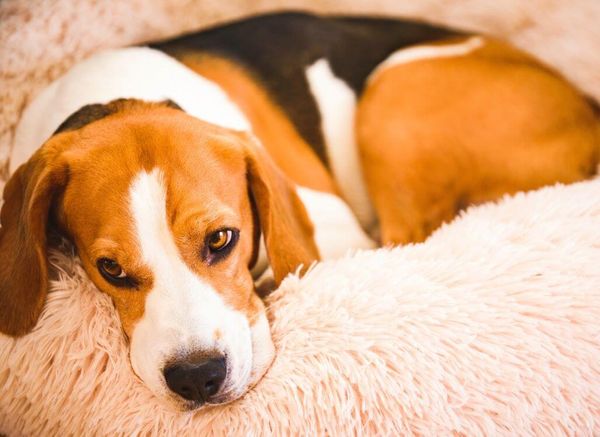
[153,12,460,166]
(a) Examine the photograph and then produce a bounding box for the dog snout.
[163,354,227,404]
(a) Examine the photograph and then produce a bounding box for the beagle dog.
[1,12,598,410]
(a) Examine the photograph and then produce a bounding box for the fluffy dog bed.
[1,0,600,435]
[1,179,599,435]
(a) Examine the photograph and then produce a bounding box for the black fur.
[54,98,184,135]
[53,103,119,135]
[153,12,460,165]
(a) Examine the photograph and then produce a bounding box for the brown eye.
[204,228,239,264]
[97,258,131,287]
[207,229,234,252]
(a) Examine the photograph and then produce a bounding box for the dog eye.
[207,229,234,251]
[205,228,239,263]
[97,258,132,287]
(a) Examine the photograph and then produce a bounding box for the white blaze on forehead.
[305,58,376,231]
[367,36,485,84]
[129,168,177,267]
[127,168,253,400]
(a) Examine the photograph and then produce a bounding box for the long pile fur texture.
[1,178,599,435]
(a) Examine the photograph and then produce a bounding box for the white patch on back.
[297,187,376,259]
[11,47,251,174]
[252,187,375,290]
[127,168,253,401]
[368,36,485,84]
[305,58,377,231]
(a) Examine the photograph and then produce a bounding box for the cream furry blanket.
[2,0,600,435]
[1,179,599,435]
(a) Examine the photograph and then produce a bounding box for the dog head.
[0,99,319,409]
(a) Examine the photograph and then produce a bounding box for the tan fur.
[0,100,319,337]
[173,53,338,194]
[0,136,70,336]
[244,140,321,284]
[357,37,600,244]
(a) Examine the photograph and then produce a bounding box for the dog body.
[3,12,599,409]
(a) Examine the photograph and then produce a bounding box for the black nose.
[163,356,227,404]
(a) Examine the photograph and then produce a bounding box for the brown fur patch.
[172,53,338,194]
[357,37,600,244]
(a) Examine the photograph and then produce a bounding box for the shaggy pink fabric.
[1,178,599,435]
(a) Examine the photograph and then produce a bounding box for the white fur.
[247,313,275,384]
[305,58,376,230]
[251,187,375,291]
[10,47,251,174]
[368,36,485,84]
[251,187,375,292]
[297,187,375,259]
[128,169,272,405]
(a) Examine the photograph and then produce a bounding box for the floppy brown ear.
[0,139,69,336]
[244,136,320,285]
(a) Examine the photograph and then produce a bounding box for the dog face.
[0,100,319,410]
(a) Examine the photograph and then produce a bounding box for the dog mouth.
[172,380,250,411]
[160,352,257,411]
[180,348,275,411]
[177,397,227,412]
[130,308,274,411]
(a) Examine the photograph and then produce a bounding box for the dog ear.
[243,135,320,285]
[0,135,70,336]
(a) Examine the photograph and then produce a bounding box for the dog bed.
[1,0,600,435]
[1,178,599,435]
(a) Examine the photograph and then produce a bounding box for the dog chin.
[163,379,252,412]
[173,396,233,412]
